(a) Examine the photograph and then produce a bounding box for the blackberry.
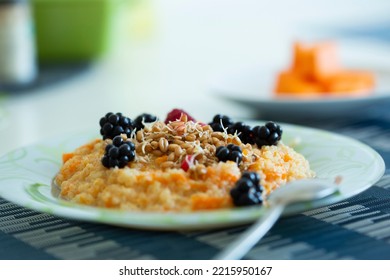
[102,135,136,168]
[242,171,261,187]
[99,112,133,140]
[230,171,264,207]
[216,144,242,165]
[227,121,244,135]
[216,146,229,161]
[253,121,282,147]
[209,114,234,132]
[227,122,256,145]
[209,115,256,145]
[133,113,158,131]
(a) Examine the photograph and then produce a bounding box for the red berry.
[165,109,196,124]
[181,155,195,171]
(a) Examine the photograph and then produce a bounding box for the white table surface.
[1,0,390,157]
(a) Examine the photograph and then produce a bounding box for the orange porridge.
[55,109,314,212]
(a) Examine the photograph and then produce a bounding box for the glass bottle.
[0,0,37,89]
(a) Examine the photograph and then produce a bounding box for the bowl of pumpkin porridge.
[54,109,315,212]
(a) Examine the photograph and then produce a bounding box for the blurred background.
[1,0,390,155]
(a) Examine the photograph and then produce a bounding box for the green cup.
[32,0,125,62]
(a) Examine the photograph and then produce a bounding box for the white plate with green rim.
[0,122,385,230]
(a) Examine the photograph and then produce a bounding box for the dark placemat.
[1,112,390,260]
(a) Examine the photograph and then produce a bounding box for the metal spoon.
[213,179,338,260]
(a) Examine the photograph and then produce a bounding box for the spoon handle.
[213,205,285,260]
